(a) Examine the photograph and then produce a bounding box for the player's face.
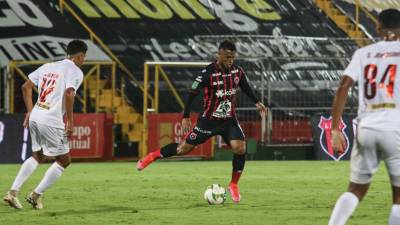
[218,49,236,69]
[74,52,86,67]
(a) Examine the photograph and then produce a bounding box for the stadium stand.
[1,0,370,159]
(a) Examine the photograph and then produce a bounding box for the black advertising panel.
[0,114,31,163]
[311,115,354,161]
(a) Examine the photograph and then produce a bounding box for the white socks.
[389,204,400,225]
[34,162,64,195]
[328,192,359,225]
[10,157,39,191]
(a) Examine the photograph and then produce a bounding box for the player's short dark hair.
[218,40,236,51]
[379,9,400,29]
[66,40,88,55]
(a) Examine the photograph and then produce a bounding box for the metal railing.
[58,0,153,108]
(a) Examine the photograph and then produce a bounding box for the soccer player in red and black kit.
[137,40,267,202]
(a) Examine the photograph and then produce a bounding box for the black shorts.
[185,117,245,146]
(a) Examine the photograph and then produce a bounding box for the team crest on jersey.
[234,76,240,85]
[38,77,57,109]
[318,116,350,161]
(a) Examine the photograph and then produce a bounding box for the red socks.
[230,171,242,184]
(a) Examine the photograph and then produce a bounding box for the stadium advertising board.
[0,113,112,163]
[148,113,213,158]
[0,114,31,163]
[0,0,110,67]
[69,113,113,159]
[311,115,354,161]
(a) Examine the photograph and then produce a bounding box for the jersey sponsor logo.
[212,72,222,77]
[374,52,400,58]
[193,126,212,135]
[234,76,240,85]
[212,80,224,86]
[212,100,232,118]
[215,89,237,98]
[231,69,239,74]
[191,81,199,90]
[212,72,232,78]
[318,116,350,161]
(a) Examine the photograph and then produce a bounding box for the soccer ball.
[204,184,226,205]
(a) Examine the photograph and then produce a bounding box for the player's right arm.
[331,76,354,152]
[181,68,209,133]
[22,68,41,128]
[331,50,360,152]
[21,80,35,128]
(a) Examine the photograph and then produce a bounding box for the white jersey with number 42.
[28,59,83,129]
[344,41,400,130]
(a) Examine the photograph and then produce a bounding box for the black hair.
[66,40,88,55]
[379,9,400,29]
[218,40,236,51]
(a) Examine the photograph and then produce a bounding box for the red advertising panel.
[69,113,113,159]
[148,113,213,158]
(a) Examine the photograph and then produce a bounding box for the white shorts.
[350,127,400,186]
[29,121,69,157]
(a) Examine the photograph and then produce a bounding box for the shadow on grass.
[0,202,238,216]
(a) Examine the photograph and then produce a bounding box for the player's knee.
[177,144,194,155]
[232,144,246,155]
[347,181,369,201]
[32,152,44,163]
[56,154,71,168]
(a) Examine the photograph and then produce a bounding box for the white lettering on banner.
[143,29,347,70]
[174,122,182,136]
[73,126,91,139]
[0,35,110,68]
[69,126,92,150]
[21,127,28,161]
[69,138,91,149]
[200,0,257,32]
[0,122,4,143]
[0,0,52,28]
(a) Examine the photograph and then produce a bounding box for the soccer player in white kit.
[328,9,400,225]
[3,40,87,209]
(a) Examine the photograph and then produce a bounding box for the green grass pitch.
[0,161,393,225]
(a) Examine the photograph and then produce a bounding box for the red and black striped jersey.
[183,61,259,119]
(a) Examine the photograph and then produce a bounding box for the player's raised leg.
[228,139,246,203]
[27,153,71,210]
[136,141,195,171]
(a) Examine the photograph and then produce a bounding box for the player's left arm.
[238,69,267,116]
[64,88,75,137]
[65,70,84,137]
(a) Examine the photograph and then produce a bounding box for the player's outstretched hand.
[255,102,267,117]
[181,118,192,134]
[331,129,345,153]
[23,112,30,128]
